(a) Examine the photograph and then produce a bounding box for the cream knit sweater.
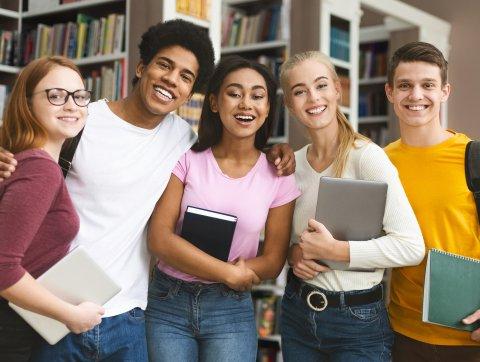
[291,140,424,291]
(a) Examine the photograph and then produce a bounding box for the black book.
[180,206,237,262]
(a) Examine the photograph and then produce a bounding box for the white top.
[291,141,424,291]
[66,100,196,317]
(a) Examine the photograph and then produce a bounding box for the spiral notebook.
[422,249,480,331]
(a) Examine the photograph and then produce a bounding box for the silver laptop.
[9,246,121,345]
[315,177,388,271]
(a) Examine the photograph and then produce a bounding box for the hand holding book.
[462,310,480,342]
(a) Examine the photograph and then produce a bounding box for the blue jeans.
[145,268,257,362]
[31,308,147,362]
[280,279,393,362]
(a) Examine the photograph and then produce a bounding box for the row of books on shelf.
[84,59,126,102]
[359,124,388,147]
[176,93,205,134]
[330,26,350,62]
[221,4,285,47]
[358,89,388,117]
[176,0,211,20]
[0,30,19,67]
[22,12,125,65]
[359,42,388,79]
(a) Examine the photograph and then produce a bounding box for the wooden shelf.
[358,115,388,124]
[359,76,387,85]
[23,0,123,18]
[0,8,19,19]
[0,64,20,74]
[331,57,351,70]
[221,40,288,55]
[73,52,126,66]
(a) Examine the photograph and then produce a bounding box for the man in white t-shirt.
[0,19,295,361]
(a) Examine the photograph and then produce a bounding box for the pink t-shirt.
[157,148,300,282]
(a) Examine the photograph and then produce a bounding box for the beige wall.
[401,0,480,138]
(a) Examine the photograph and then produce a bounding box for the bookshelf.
[221,0,291,145]
[0,0,21,123]
[358,25,389,146]
[0,0,222,125]
[0,0,130,107]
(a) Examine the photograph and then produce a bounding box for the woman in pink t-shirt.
[146,56,300,361]
[0,57,104,361]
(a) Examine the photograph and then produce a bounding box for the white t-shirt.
[291,140,424,292]
[66,100,196,317]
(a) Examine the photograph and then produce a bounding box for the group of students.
[0,18,479,362]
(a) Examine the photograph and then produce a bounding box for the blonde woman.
[278,51,425,361]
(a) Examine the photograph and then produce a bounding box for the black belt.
[287,269,383,311]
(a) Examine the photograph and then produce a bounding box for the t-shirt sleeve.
[172,151,188,184]
[0,157,63,290]
[270,174,301,208]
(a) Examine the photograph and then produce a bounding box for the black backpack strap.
[465,140,480,223]
[59,128,84,178]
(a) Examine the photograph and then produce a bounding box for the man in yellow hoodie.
[384,41,480,361]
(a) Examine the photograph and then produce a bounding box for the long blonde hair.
[280,51,368,177]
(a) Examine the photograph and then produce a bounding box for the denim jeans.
[0,300,40,362]
[280,279,393,362]
[31,308,147,362]
[145,268,257,362]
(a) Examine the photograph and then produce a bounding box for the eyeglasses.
[41,88,92,107]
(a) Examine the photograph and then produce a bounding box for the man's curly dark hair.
[132,19,215,93]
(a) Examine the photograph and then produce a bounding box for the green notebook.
[422,249,480,331]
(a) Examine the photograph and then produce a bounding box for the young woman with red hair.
[0,56,104,361]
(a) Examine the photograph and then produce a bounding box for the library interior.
[0,0,478,361]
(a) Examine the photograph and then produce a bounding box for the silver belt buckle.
[306,290,328,312]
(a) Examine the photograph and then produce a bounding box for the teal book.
[422,249,480,331]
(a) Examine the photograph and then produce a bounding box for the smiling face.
[284,59,340,131]
[210,67,270,142]
[385,61,450,130]
[135,45,199,118]
[30,65,87,143]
